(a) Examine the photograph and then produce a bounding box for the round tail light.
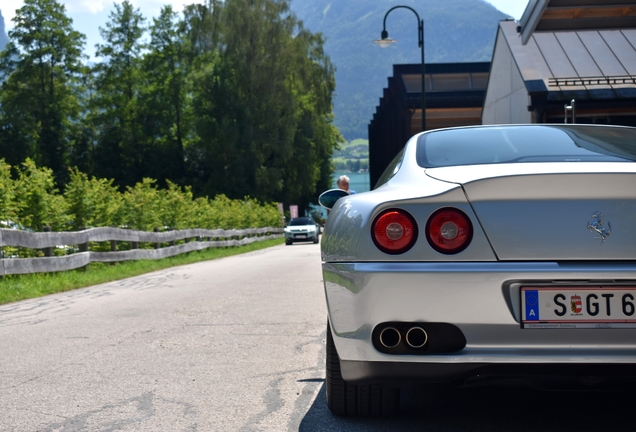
[371,209,418,254]
[425,208,473,254]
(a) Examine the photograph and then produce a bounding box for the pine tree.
[0,0,85,187]
[139,5,191,186]
[90,0,145,188]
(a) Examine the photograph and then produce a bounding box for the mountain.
[0,9,8,53]
[0,2,506,141]
[290,0,509,140]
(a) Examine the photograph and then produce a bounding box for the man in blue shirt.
[337,175,356,194]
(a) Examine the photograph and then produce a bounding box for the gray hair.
[337,175,350,186]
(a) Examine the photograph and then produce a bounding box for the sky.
[2,0,531,60]
[484,0,530,20]
[1,0,207,60]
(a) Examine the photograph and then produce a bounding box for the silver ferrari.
[319,124,636,417]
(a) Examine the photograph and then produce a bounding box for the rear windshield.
[374,148,404,189]
[416,125,636,168]
[289,218,314,226]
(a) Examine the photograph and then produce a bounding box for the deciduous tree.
[186,0,339,210]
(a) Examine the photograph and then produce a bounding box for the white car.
[284,217,319,245]
[319,124,636,417]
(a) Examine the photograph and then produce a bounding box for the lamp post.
[373,5,426,132]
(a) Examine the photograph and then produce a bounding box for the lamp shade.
[373,38,396,48]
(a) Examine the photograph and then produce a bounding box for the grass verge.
[0,238,284,305]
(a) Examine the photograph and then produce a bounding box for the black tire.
[285,238,292,245]
[326,322,400,417]
[313,236,319,244]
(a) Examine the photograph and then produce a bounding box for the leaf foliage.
[0,159,282,235]
[0,0,341,214]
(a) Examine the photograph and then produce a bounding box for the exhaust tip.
[379,327,401,348]
[405,326,428,348]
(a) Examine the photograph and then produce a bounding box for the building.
[368,0,636,187]
[368,62,489,187]
[483,1,636,125]
[483,19,636,125]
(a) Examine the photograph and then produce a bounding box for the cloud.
[130,0,206,15]
[65,0,106,14]
[483,0,529,20]
[2,0,25,29]
[4,0,206,30]
[63,0,204,15]
[103,0,207,16]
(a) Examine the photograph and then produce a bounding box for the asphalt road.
[1,242,634,431]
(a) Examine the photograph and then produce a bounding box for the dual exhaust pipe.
[373,322,467,355]
[379,326,428,349]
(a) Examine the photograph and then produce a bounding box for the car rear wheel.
[326,321,399,417]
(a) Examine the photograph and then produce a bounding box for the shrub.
[64,168,124,230]
[0,160,283,234]
[0,159,19,227]
[14,159,70,231]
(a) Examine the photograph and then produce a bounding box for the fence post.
[110,240,117,252]
[166,228,174,247]
[43,226,53,257]
[79,227,88,252]
[154,228,160,249]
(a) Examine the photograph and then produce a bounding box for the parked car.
[319,124,636,417]
[284,217,319,245]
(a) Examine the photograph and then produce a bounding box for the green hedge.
[0,158,283,233]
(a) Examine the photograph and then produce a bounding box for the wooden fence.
[0,227,283,276]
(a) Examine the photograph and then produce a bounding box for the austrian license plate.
[521,286,636,329]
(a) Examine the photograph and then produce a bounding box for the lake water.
[331,171,371,193]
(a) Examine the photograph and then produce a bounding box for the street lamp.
[373,5,426,132]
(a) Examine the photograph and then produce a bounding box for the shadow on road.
[299,380,633,431]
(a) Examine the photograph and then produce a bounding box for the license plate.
[296,234,306,238]
[521,286,636,329]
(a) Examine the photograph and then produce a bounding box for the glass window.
[375,148,405,189]
[401,74,432,93]
[430,73,471,92]
[470,72,489,89]
[402,74,421,93]
[290,217,314,226]
[416,125,636,168]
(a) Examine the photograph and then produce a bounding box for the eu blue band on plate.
[525,290,539,321]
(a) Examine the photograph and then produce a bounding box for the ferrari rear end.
[320,125,636,416]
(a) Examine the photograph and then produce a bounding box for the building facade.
[368,62,489,187]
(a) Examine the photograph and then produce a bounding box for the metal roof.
[499,19,636,100]
[519,0,636,44]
